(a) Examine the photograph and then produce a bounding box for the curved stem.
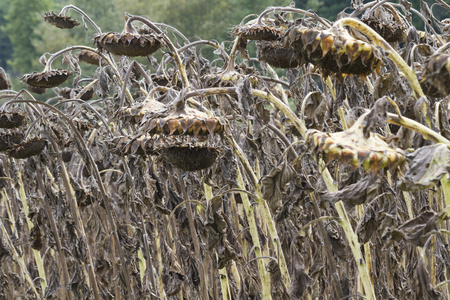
[435,0,450,11]
[257,6,331,28]
[153,22,190,43]
[59,4,102,34]
[125,15,190,89]
[385,112,450,146]
[177,40,220,54]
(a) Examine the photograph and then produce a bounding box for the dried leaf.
[262,159,294,212]
[320,174,380,207]
[399,143,450,191]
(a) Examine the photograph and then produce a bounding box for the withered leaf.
[262,159,294,212]
[399,143,450,191]
[388,210,447,247]
[289,258,312,299]
[320,174,380,207]
[362,97,388,138]
[416,255,443,299]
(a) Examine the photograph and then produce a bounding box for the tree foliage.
[3,0,51,74]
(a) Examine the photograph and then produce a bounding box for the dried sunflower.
[117,96,166,124]
[143,106,226,137]
[0,133,24,152]
[0,112,26,129]
[420,53,450,97]
[287,26,383,76]
[307,118,405,172]
[78,50,104,66]
[0,68,11,90]
[26,84,47,94]
[257,40,299,69]
[160,146,219,171]
[361,5,405,43]
[43,12,80,29]
[8,138,46,159]
[232,19,285,41]
[58,86,95,101]
[22,69,72,88]
[94,31,163,57]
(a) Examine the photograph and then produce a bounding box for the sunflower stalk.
[13,163,47,295]
[235,166,272,300]
[251,88,376,299]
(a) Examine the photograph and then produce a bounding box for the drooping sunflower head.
[0,68,11,90]
[78,50,104,66]
[257,40,299,69]
[22,69,72,88]
[44,12,80,29]
[94,20,164,57]
[7,138,47,159]
[0,112,26,129]
[361,5,405,43]
[287,26,383,76]
[232,18,286,41]
[307,120,405,172]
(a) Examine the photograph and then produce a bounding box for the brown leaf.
[399,143,450,191]
[320,174,380,207]
[262,159,295,212]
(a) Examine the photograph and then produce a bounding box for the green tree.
[3,0,51,74]
[0,1,13,71]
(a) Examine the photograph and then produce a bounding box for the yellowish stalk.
[0,219,40,298]
[251,89,375,298]
[236,167,272,300]
[15,165,47,294]
[227,134,291,289]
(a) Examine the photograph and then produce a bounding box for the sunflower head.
[94,32,163,57]
[257,40,299,69]
[22,69,72,88]
[232,18,286,41]
[361,5,405,43]
[8,138,47,159]
[287,26,383,76]
[44,12,80,29]
[307,120,405,172]
[0,68,11,90]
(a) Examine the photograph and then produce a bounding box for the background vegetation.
[1,0,448,81]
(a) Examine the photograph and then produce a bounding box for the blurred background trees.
[0,0,448,88]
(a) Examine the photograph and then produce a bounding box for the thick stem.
[177,170,209,300]
[235,167,272,300]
